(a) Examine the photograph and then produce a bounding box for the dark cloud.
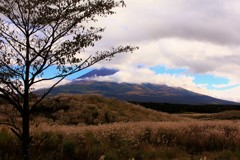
[85,0,240,101]
[99,0,240,46]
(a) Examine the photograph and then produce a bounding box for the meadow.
[1,94,240,160]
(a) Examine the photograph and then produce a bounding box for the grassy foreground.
[1,94,240,160]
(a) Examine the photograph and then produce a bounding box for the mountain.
[76,68,118,79]
[36,68,239,105]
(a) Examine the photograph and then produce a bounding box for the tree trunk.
[22,112,30,160]
[23,35,30,160]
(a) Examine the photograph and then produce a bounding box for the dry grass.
[32,94,185,125]
[28,120,240,159]
[204,110,240,120]
[34,120,240,143]
[2,120,240,159]
[2,94,240,159]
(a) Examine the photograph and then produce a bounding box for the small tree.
[0,0,137,159]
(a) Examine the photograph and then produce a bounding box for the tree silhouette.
[0,0,137,159]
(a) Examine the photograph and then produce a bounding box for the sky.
[43,0,240,102]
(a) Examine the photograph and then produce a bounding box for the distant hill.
[32,94,183,125]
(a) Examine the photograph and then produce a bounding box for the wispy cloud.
[32,78,71,91]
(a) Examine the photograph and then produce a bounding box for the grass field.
[1,94,240,160]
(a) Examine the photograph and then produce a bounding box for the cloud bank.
[39,0,240,102]
[82,0,240,102]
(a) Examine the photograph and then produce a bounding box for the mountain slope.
[38,80,238,105]
[76,68,118,79]
[36,68,239,105]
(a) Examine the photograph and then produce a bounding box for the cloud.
[85,66,240,102]
[212,82,240,90]
[88,0,240,81]
[90,66,200,92]
[87,36,240,102]
[74,0,240,102]
[205,86,240,102]
[94,37,240,80]
[92,0,240,46]
[32,78,71,90]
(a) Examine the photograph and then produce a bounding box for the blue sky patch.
[150,65,186,75]
[193,74,229,90]
[41,66,92,80]
[150,65,232,90]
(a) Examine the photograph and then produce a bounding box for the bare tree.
[0,0,137,159]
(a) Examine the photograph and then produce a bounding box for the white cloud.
[86,67,240,102]
[212,82,240,89]
[65,0,240,102]
[95,37,240,81]
[91,0,240,45]
[89,66,199,92]
[32,78,71,90]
